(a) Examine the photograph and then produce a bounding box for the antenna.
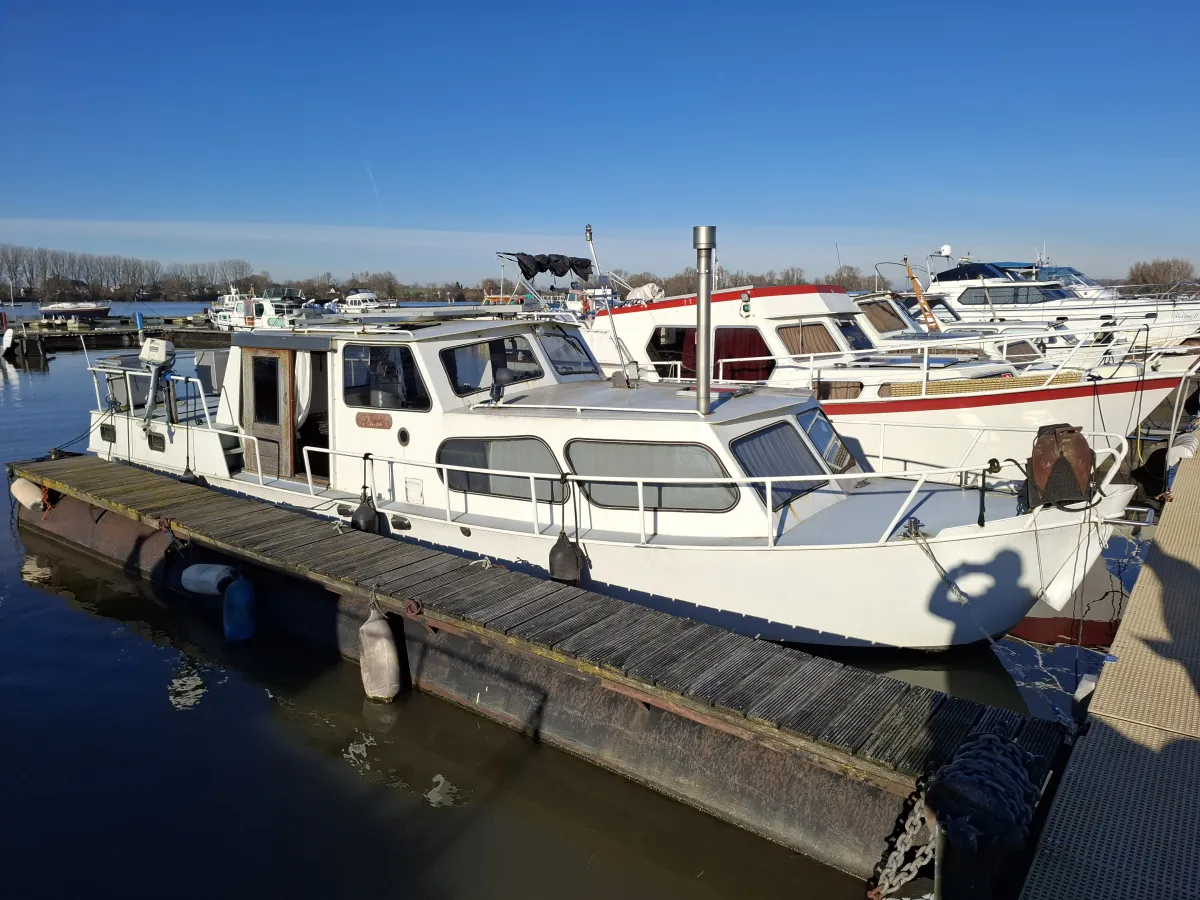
[835,243,843,270]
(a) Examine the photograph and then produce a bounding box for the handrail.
[297,440,1127,549]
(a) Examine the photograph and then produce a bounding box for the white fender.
[359,606,401,702]
[181,563,237,596]
[10,477,44,512]
[1,328,13,354]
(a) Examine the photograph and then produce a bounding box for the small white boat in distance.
[82,293,1134,649]
[40,300,111,319]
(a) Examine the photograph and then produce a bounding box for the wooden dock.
[2,318,230,355]
[1021,457,1200,899]
[7,453,1065,880]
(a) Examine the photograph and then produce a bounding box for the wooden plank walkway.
[10,454,1062,798]
[1021,457,1200,900]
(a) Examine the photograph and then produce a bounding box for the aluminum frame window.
[565,439,738,512]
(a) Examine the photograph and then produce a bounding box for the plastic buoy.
[10,478,44,512]
[181,563,237,596]
[222,577,256,642]
[359,606,400,702]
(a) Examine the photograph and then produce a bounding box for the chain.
[902,520,969,606]
[867,792,934,899]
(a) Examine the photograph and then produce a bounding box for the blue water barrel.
[135,311,144,331]
[222,577,256,642]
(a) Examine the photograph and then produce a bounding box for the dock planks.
[9,453,1063,800]
[1020,457,1200,900]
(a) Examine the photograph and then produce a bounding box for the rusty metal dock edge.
[8,461,913,879]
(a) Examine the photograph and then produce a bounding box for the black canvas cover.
[508,253,593,282]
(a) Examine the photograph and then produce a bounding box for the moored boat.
[80,233,1137,650]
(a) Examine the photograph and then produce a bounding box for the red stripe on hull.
[1009,616,1119,648]
[597,283,845,317]
[824,376,1180,416]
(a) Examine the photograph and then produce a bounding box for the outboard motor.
[1024,423,1094,508]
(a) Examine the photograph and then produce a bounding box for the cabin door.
[240,347,294,479]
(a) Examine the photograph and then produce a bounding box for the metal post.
[694,225,716,415]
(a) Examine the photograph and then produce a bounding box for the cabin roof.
[596,284,853,319]
[455,379,815,424]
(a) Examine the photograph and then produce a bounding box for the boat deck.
[1021,457,1200,899]
[9,453,1066,878]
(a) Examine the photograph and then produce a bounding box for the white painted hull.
[84,416,1134,649]
[827,376,1180,471]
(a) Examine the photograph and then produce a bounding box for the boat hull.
[826,376,1179,471]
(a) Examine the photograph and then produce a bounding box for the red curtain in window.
[714,328,772,380]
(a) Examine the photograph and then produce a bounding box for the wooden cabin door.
[240,348,294,479]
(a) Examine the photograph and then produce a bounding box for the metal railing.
[87,364,266,486]
[297,435,1127,550]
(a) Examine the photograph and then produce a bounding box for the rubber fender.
[359,606,400,702]
[10,478,44,512]
[181,563,237,596]
[222,577,256,642]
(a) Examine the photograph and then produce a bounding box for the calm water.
[0,352,1142,898]
[0,351,862,899]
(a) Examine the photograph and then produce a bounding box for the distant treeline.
[0,243,254,301]
[1,240,1193,303]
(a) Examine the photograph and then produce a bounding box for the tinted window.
[343,344,431,410]
[539,327,598,375]
[797,408,854,473]
[566,441,736,512]
[730,422,827,509]
[441,336,543,396]
[252,356,279,424]
[834,317,873,350]
[438,437,565,502]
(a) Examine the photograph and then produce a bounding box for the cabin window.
[251,356,280,425]
[254,302,265,317]
[959,287,1013,306]
[343,344,431,411]
[730,422,828,510]
[235,301,243,314]
[797,409,854,473]
[815,380,863,400]
[858,299,907,334]
[438,437,566,503]
[441,336,544,396]
[834,317,873,351]
[566,441,737,512]
[714,327,775,380]
[646,326,696,378]
[1002,340,1041,363]
[776,322,840,356]
[538,327,599,375]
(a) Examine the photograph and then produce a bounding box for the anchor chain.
[867,791,934,899]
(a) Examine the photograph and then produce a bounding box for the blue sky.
[1,0,1197,281]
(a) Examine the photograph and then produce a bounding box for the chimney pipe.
[693,225,715,415]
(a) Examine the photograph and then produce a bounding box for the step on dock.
[8,453,1065,880]
[1021,457,1200,900]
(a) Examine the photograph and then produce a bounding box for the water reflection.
[7,531,862,899]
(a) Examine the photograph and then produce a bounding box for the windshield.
[539,327,599,375]
[730,421,828,510]
[834,317,874,351]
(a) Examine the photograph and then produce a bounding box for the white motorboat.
[906,258,1200,347]
[578,283,1186,472]
[211,287,318,331]
[333,288,383,313]
[82,259,1135,651]
[39,300,111,319]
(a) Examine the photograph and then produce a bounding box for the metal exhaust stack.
[693,225,716,415]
